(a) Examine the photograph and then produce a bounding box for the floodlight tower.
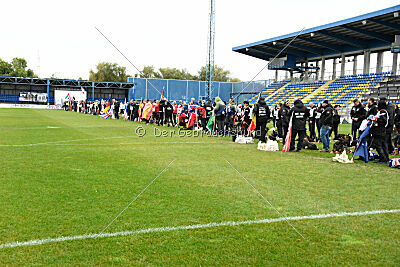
[205,0,215,100]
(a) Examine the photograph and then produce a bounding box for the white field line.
[0,138,228,147]
[1,209,398,249]
[0,135,138,147]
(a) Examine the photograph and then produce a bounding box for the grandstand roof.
[232,5,400,63]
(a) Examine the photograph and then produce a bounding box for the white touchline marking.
[0,140,228,147]
[0,136,138,147]
[0,209,398,249]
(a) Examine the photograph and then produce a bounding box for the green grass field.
[0,108,399,265]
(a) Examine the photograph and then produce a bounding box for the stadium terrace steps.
[248,80,289,104]
[265,81,325,106]
[265,81,291,102]
[303,80,334,104]
[307,72,392,106]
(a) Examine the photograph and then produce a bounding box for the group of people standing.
[350,97,400,163]
[62,95,400,163]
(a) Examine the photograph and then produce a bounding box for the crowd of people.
[62,95,400,164]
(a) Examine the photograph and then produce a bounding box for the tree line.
[0,57,240,83]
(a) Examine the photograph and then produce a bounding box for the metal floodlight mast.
[205,0,215,100]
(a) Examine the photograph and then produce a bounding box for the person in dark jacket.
[276,103,283,138]
[158,98,166,126]
[319,100,333,152]
[241,101,252,136]
[350,99,366,140]
[114,100,120,120]
[380,97,395,154]
[372,100,389,164]
[315,103,323,141]
[165,100,174,126]
[308,102,317,141]
[280,100,291,143]
[288,99,309,152]
[393,104,400,155]
[252,97,270,143]
[366,98,378,117]
[331,105,341,139]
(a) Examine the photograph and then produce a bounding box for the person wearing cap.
[319,100,333,152]
[371,100,389,164]
[350,99,366,141]
[288,99,309,152]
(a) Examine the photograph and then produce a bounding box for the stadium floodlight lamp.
[310,33,314,37]
[245,48,249,52]
[394,12,399,18]
[362,20,367,25]
[273,41,277,45]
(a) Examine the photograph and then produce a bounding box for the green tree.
[89,62,131,82]
[138,65,161,79]
[0,57,36,78]
[0,59,13,76]
[159,67,195,80]
[197,65,240,82]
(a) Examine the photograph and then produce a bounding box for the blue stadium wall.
[128,78,271,103]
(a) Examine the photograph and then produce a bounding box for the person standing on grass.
[372,100,389,164]
[276,103,283,139]
[380,97,395,154]
[288,99,309,152]
[308,102,317,141]
[214,96,226,136]
[350,99,366,141]
[252,97,270,143]
[280,100,291,143]
[331,105,341,140]
[165,100,174,127]
[319,100,333,152]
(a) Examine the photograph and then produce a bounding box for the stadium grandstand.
[233,5,400,108]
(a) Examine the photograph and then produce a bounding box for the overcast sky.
[1,0,398,81]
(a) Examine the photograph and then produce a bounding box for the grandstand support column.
[392,53,398,75]
[289,70,293,80]
[46,79,50,105]
[363,50,371,74]
[285,70,288,80]
[321,57,326,80]
[304,61,309,81]
[353,55,358,75]
[340,54,346,77]
[275,70,278,81]
[315,61,320,81]
[92,81,95,101]
[332,58,337,79]
[376,51,383,73]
